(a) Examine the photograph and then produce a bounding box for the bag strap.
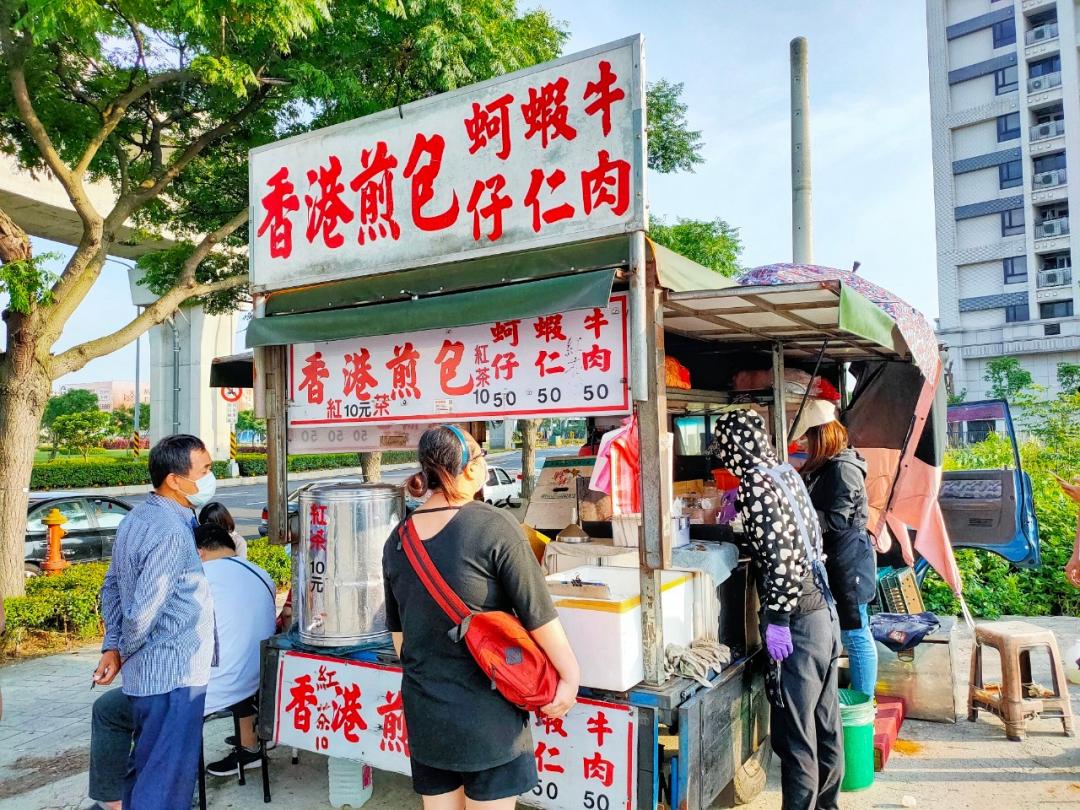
[760,464,835,605]
[398,519,471,625]
[222,556,276,603]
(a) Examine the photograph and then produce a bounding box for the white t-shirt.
[203,556,277,715]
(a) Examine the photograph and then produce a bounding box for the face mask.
[183,471,217,509]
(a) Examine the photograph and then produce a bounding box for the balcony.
[1030,119,1065,142]
[1035,216,1069,239]
[1025,21,1059,45]
[1033,167,1067,189]
[1037,267,1072,288]
[1028,71,1062,93]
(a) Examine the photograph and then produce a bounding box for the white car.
[483,466,522,507]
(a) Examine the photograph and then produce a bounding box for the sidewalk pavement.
[3,620,1077,808]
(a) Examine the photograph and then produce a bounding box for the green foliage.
[247,538,291,588]
[926,393,1080,618]
[52,410,112,459]
[2,562,109,640]
[648,216,742,276]
[109,403,150,437]
[984,356,1035,401]
[43,389,100,428]
[0,252,59,313]
[646,79,704,174]
[237,409,266,438]
[1057,362,1080,393]
[947,388,967,406]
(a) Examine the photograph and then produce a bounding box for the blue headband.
[442,425,470,472]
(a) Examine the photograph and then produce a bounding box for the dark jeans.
[769,607,844,810]
[89,687,134,802]
[127,686,207,810]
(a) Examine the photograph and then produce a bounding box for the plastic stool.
[967,620,1074,741]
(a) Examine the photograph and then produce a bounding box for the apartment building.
[928,0,1080,399]
[56,381,151,412]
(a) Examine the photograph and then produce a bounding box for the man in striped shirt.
[94,434,218,810]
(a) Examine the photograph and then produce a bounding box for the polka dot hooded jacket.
[713,409,827,627]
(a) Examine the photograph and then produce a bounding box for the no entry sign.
[220,387,243,403]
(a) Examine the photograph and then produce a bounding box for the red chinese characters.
[299,351,330,405]
[537,715,568,738]
[331,684,368,743]
[523,168,575,234]
[434,340,474,396]
[586,710,613,746]
[582,344,612,373]
[377,691,409,756]
[305,155,353,248]
[349,141,401,245]
[490,319,521,347]
[343,349,378,402]
[491,353,520,381]
[533,314,567,343]
[258,167,300,259]
[535,350,565,378]
[373,393,391,418]
[583,60,626,137]
[521,76,577,148]
[534,741,565,774]
[464,93,514,160]
[403,133,460,232]
[582,751,615,788]
[584,307,610,339]
[285,674,318,733]
[466,174,512,242]
[386,343,421,401]
[581,149,631,217]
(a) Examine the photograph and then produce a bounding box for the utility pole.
[791,36,813,264]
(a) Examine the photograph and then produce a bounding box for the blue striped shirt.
[100,494,215,696]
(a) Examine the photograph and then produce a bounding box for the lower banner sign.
[287,295,629,427]
[274,650,638,809]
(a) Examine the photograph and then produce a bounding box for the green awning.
[649,239,736,293]
[247,268,616,347]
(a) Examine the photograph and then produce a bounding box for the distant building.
[56,381,150,413]
[927,0,1080,399]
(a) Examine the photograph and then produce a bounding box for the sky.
[27,0,938,388]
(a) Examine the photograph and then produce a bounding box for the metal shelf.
[665,387,732,408]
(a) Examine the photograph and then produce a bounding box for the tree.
[1057,362,1080,394]
[646,79,704,174]
[52,410,111,460]
[520,419,540,501]
[236,410,266,441]
[648,216,742,276]
[109,403,150,438]
[0,0,567,596]
[41,389,100,459]
[984,357,1035,401]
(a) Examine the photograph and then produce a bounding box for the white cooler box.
[546,565,694,692]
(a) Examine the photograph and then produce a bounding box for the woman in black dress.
[383,425,579,809]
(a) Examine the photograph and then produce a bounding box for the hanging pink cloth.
[588,415,641,514]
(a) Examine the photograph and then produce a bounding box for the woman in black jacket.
[795,401,878,697]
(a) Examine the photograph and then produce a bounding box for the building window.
[1005,303,1029,322]
[995,65,1019,94]
[1003,256,1028,284]
[992,18,1016,48]
[1001,207,1025,236]
[1045,323,1061,336]
[1033,152,1066,173]
[999,159,1023,188]
[997,112,1021,141]
[1040,300,1074,319]
[1029,55,1061,78]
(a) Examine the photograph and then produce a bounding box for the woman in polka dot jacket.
[714,409,843,810]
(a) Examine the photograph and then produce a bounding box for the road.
[123,445,578,537]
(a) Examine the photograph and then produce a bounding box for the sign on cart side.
[249,37,645,291]
[287,295,629,426]
[273,650,638,810]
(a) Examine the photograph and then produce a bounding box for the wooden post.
[771,342,788,461]
[264,344,289,547]
[633,231,672,686]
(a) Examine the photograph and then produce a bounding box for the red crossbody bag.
[397,518,558,711]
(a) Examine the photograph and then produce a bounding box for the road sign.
[221,387,243,403]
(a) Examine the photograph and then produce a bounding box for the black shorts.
[410,751,538,801]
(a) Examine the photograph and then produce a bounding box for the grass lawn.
[33,449,140,464]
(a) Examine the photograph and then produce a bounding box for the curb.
[32,450,522,498]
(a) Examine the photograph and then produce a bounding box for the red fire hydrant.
[41,508,70,575]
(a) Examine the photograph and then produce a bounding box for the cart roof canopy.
[245,237,728,348]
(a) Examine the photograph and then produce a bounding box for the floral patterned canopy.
[738,263,940,377]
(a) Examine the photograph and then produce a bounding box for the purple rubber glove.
[765,624,794,662]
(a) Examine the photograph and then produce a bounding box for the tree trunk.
[0,355,52,598]
[520,419,540,501]
[360,451,382,483]
[0,206,32,265]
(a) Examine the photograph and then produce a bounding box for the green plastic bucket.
[839,688,875,792]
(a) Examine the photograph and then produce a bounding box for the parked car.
[483,466,522,507]
[24,494,132,576]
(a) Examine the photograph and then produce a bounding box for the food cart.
[239,35,952,810]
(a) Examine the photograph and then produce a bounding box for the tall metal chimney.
[791,37,813,264]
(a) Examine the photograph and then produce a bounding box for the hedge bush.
[247,537,291,588]
[2,562,109,640]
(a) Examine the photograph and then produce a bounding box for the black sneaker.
[206,748,263,777]
[224,735,276,751]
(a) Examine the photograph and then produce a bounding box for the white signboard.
[273,650,638,810]
[287,423,427,454]
[249,37,644,292]
[287,295,629,426]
